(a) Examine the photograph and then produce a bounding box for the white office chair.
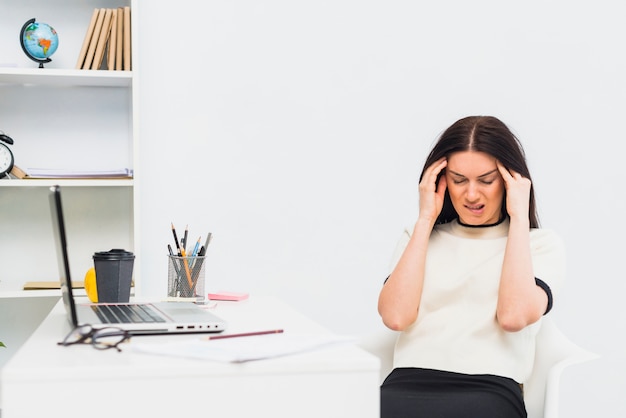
[523,316,599,418]
[360,316,598,418]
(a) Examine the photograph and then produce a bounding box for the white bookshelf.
[0,67,132,87]
[0,179,134,187]
[0,0,139,296]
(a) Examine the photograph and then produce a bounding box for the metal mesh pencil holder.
[167,255,206,304]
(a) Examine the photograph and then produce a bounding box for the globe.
[20,18,59,68]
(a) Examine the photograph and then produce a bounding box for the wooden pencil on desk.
[204,330,284,341]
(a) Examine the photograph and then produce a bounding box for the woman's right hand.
[380,157,447,330]
[418,157,447,223]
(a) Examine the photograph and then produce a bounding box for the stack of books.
[76,7,131,71]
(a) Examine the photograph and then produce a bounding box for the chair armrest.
[543,350,600,418]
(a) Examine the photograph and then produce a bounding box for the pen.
[189,232,212,293]
[190,234,211,292]
[182,224,189,252]
[190,252,202,292]
[203,329,284,341]
[189,236,201,268]
[168,244,182,295]
[168,244,181,272]
[191,236,201,257]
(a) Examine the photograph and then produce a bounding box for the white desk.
[1,295,380,418]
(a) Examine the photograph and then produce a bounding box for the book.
[107,9,118,71]
[91,8,113,70]
[123,6,132,71]
[81,8,106,69]
[75,8,100,69]
[76,7,131,71]
[116,7,124,70]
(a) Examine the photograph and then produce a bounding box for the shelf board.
[0,288,85,299]
[0,67,132,87]
[0,178,134,187]
[0,289,63,299]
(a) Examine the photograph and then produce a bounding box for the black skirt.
[380,368,526,418]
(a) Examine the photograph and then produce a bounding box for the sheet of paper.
[23,168,133,178]
[131,333,356,363]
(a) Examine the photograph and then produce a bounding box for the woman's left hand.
[497,161,531,220]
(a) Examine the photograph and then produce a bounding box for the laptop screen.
[49,185,79,328]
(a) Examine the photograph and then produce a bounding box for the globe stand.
[20,18,53,69]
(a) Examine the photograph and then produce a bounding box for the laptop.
[49,185,227,335]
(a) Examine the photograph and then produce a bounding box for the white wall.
[137,1,625,414]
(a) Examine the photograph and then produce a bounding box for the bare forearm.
[497,217,546,331]
[378,218,434,331]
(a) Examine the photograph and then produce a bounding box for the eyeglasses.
[57,324,130,352]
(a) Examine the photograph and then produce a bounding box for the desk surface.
[1,295,380,418]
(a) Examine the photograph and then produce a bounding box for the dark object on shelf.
[0,132,15,178]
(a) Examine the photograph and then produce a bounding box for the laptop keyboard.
[91,304,166,324]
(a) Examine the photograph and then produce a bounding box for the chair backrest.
[360,317,598,418]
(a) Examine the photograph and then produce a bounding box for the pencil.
[180,248,194,289]
[171,223,182,255]
[204,329,284,341]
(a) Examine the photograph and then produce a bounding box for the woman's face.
[445,151,505,225]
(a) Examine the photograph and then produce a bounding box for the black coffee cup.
[93,249,135,303]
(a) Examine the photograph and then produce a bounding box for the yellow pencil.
[180,248,193,289]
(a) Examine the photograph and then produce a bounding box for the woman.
[378,116,565,417]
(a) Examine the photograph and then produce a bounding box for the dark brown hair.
[420,116,539,228]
